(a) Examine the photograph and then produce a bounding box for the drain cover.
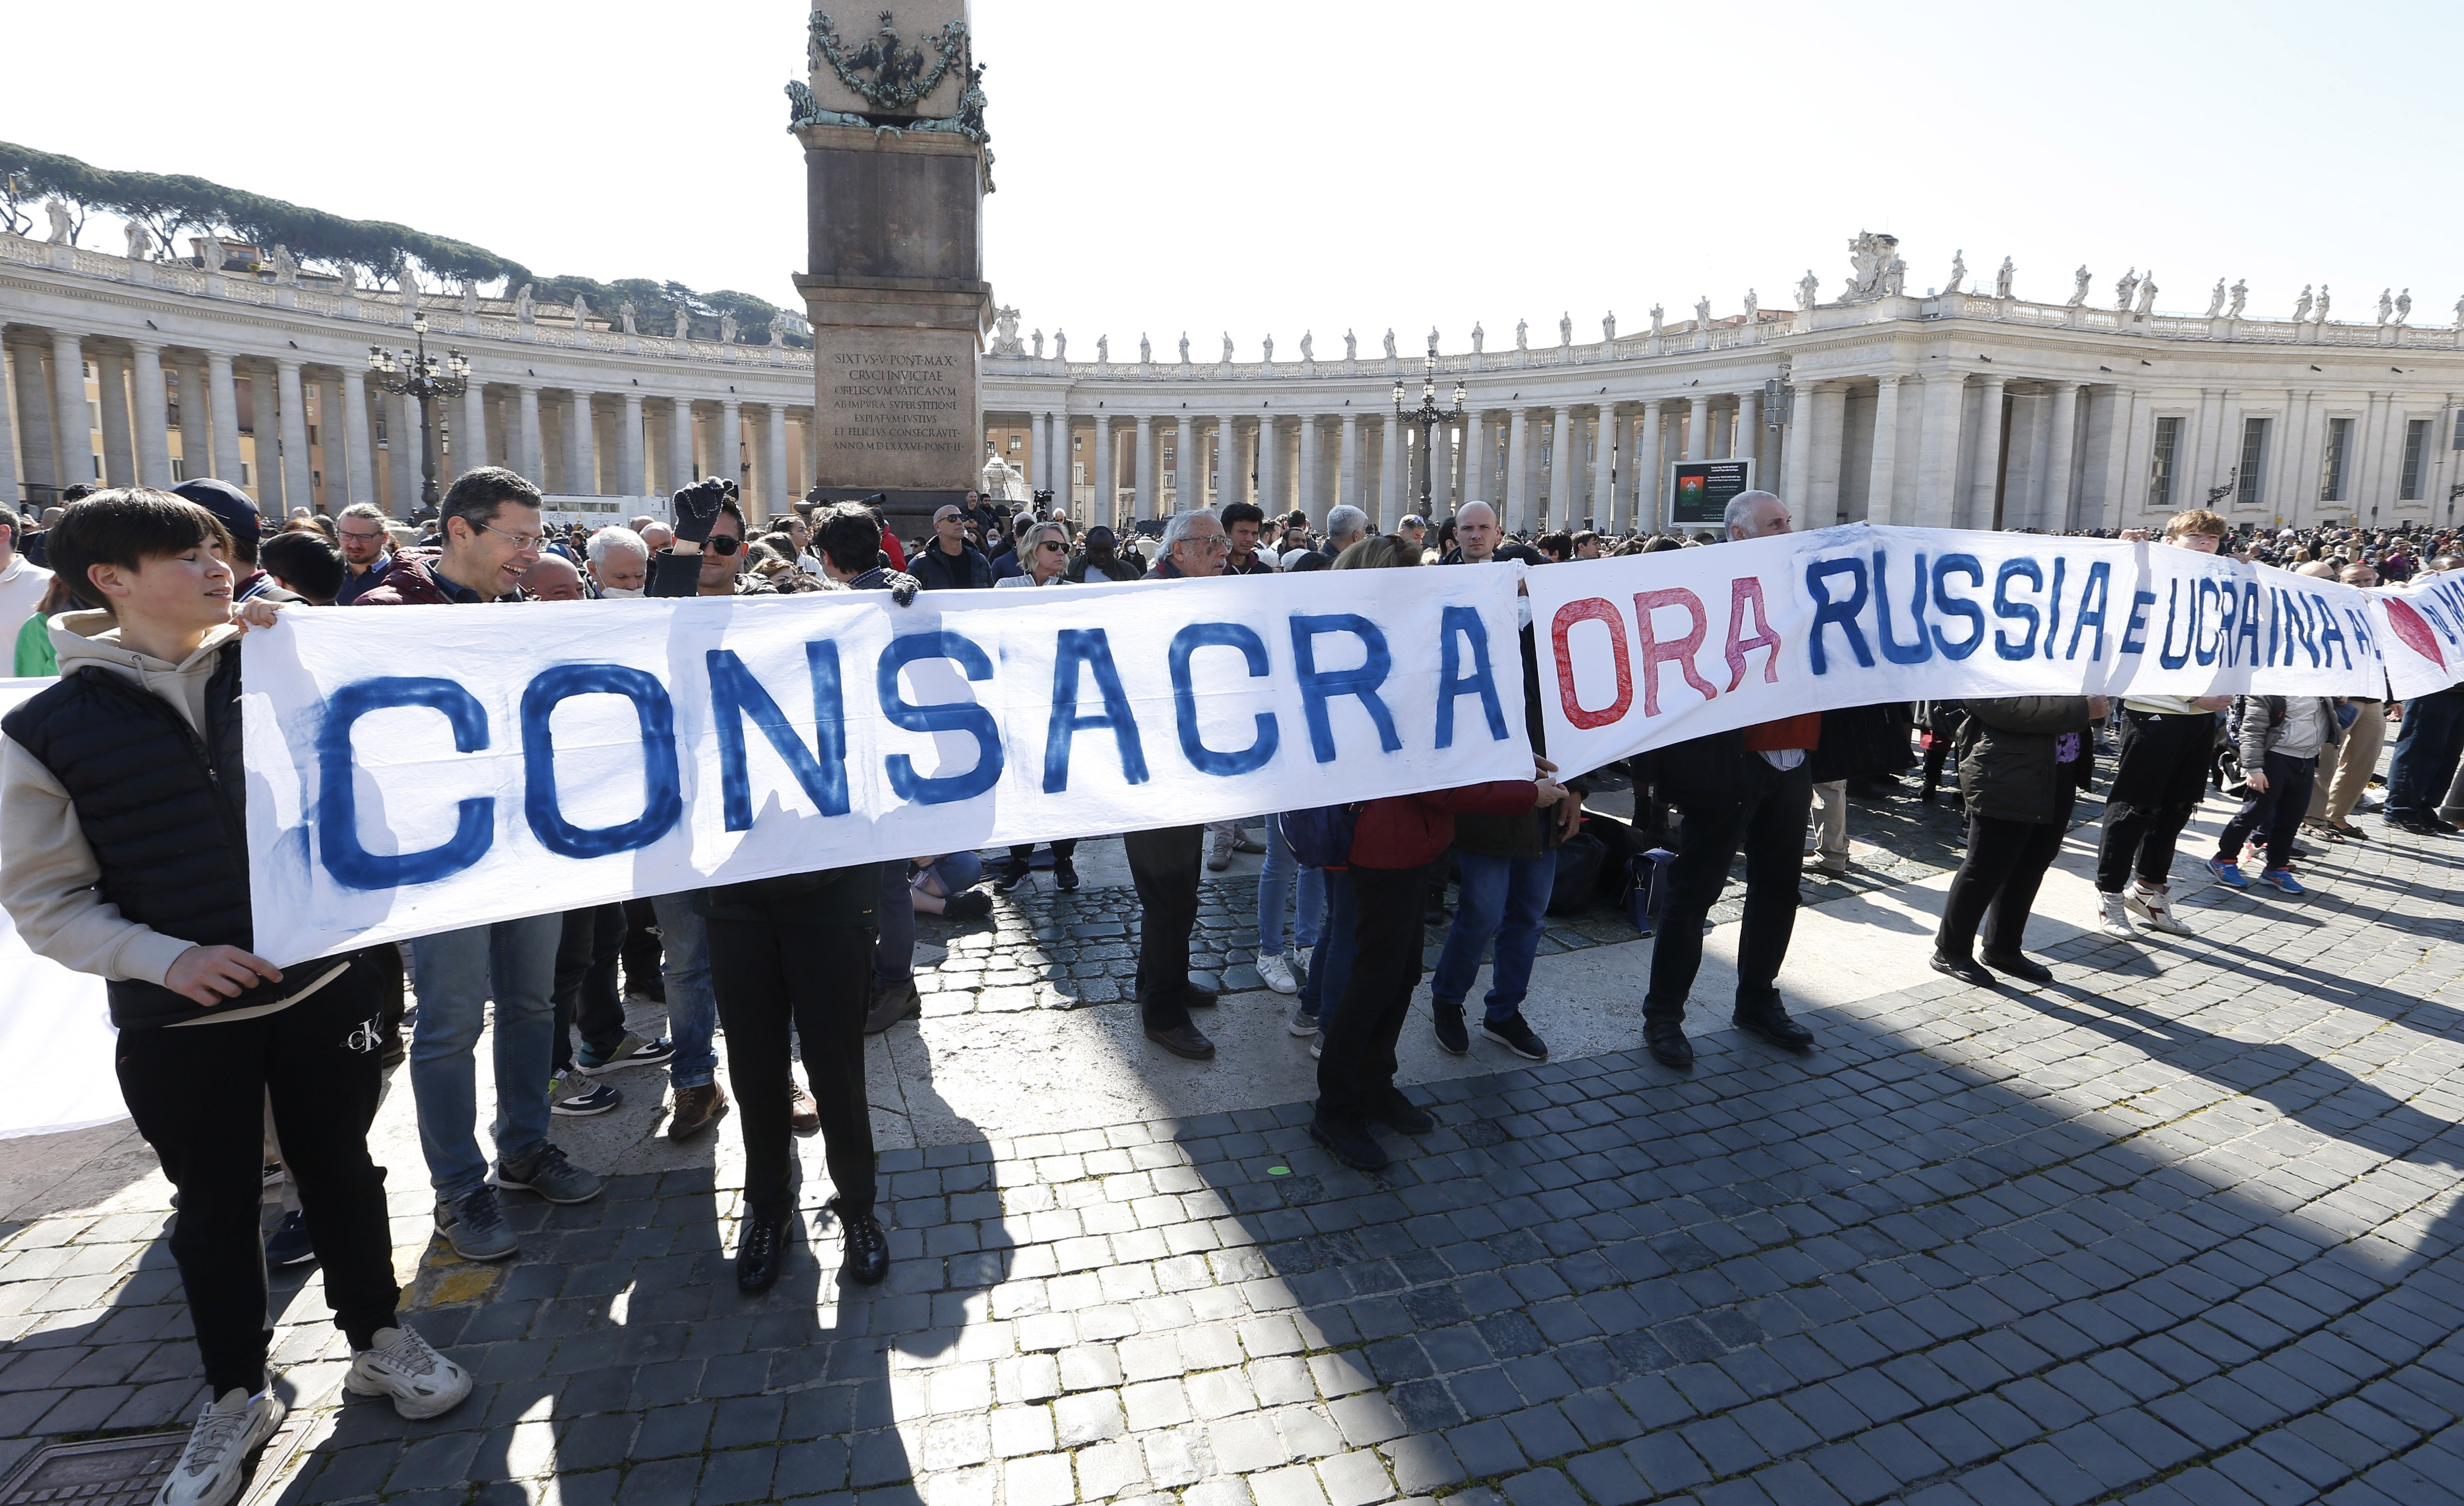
[0,1433,184,1505]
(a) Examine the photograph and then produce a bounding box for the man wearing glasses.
[356,468,607,1260]
[332,503,396,604]
[911,502,994,591]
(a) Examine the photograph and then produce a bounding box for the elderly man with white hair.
[1632,490,1819,1071]
[584,525,649,598]
[1127,511,1232,1063]
[1321,504,1369,562]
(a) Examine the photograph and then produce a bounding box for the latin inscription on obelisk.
[816,330,974,487]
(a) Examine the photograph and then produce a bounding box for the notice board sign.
[1667,459,1755,529]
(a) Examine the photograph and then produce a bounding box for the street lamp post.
[1393,351,1467,519]
[367,314,469,513]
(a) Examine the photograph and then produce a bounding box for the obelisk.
[790,3,992,529]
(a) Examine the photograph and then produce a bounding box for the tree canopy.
[0,143,806,345]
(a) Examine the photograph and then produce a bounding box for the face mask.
[600,586,644,599]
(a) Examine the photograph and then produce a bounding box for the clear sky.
[6,0,2458,354]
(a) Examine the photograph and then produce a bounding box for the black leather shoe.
[1643,1020,1694,1070]
[1368,1089,1435,1137]
[1733,999,1815,1052]
[1307,1115,1389,1171]
[1144,1022,1216,1060]
[736,1215,786,1294]
[1981,951,2054,983]
[834,1201,889,1285]
[1185,983,1220,1009]
[1929,951,1996,987]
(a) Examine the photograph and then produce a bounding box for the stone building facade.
[6,227,2460,536]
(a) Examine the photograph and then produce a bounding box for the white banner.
[242,569,1536,966]
[1530,524,2394,775]
[2370,570,2464,701]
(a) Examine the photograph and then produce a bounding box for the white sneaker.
[158,1387,285,1506]
[1257,953,1299,994]
[2096,891,2138,939]
[1294,945,1315,977]
[344,1324,472,1420]
[2126,884,2194,936]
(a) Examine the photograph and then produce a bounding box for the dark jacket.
[334,554,395,605]
[1,646,279,1028]
[350,548,520,607]
[912,542,994,591]
[1350,782,1538,870]
[1638,720,1819,811]
[1954,696,2095,825]
[1808,703,1916,784]
[1066,550,1143,584]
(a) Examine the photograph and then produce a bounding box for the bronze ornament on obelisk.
[789,4,993,531]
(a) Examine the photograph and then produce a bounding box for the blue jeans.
[1430,849,1555,1025]
[648,893,718,1090]
[1296,868,1356,1025]
[1256,814,1325,959]
[2389,686,2464,822]
[409,915,561,1200]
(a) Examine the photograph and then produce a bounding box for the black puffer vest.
[2,644,274,1027]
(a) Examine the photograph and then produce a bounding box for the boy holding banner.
[1,490,471,1506]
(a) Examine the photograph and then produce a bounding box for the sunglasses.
[706,534,741,556]
[1038,540,1066,552]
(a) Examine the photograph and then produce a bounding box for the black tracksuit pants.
[1937,811,2069,961]
[552,903,629,1072]
[117,956,400,1396]
[1315,864,1432,1124]
[1125,825,1204,1031]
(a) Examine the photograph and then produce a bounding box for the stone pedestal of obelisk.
[791,2,992,533]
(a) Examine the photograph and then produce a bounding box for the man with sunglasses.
[643,485,774,598]
[911,502,994,591]
[356,468,607,1260]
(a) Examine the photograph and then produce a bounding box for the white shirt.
[0,554,55,653]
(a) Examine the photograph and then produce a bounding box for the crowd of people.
[1,466,2456,1506]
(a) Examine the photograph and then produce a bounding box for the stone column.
[1092,414,1114,524]
[1589,406,1616,528]
[1379,412,1402,528]
[1736,391,1760,479]
[1218,415,1241,509]
[1461,410,1487,506]
[1914,370,1966,528]
[390,391,419,512]
[762,404,789,521]
[1866,375,1904,524]
[277,360,313,508]
[1427,416,1453,514]
[1498,409,1517,532]
[1685,394,1711,463]
[1337,412,1360,516]
[341,368,375,506]
[564,392,594,495]
[719,398,743,494]
[11,345,55,497]
[1169,415,1193,512]
[1967,374,2009,528]
[1256,415,1278,514]
[129,342,172,488]
[667,398,695,489]
[249,371,285,515]
[203,352,241,496]
[51,332,91,491]
[1545,406,1574,532]
[93,350,134,488]
[2040,383,2081,531]
[0,345,17,507]
[1800,383,1843,526]
[614,392,644,496]
[460,378,490,475]
[171,359,207,488]
[1296,415,1321,519]
[1133,414,1156,517]
[1630,400,1662,529]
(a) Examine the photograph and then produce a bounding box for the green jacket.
[13,611,56,677]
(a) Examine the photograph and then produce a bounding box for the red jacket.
[1348,781,1538,870]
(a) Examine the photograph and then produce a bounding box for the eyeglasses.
[474,520,545,552]
[1180,536,1230,553]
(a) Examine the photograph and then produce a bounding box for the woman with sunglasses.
[991,521,1083,892]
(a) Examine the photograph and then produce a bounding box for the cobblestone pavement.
[5,778,2464,1506]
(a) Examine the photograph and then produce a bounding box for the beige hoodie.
[0,611,337,1022]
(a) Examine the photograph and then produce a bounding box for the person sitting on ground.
[1,491,473,1501]
[1930,695,2104,987]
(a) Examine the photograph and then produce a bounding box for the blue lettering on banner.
[2158,579,2194,671]
[1873,549,1933,665]
[2206,579,2236,667]
[2118,589,2158,657]
[2309,594,2350,669]
[1435,606,1510,751]
[1290,614,1401,763]
[1804,558,1873,674]
[1993,559,2043,660]
[2236,581,2262,666]
[317,677,495,889]
[1168,623,1279,775]
[1043,628,1150,794]
[2065,561,2111,660]
[521,664,683,858]
[878,633,1004,804]
[2042,557,2067,660]
[706,644,849,831]
[2280,589,2319,668]
[1931,554,1985,660]
[2341,604,2377,663]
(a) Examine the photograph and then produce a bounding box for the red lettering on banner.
[1725,577,1783,689]
[1552,598,1633,729]
[1635,589,1718,717]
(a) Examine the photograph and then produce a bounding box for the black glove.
[886,570,920,607]
[670,477,736,545]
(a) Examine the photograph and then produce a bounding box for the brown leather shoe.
[668,1082,728,1141]
[788,1082,821,1135]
